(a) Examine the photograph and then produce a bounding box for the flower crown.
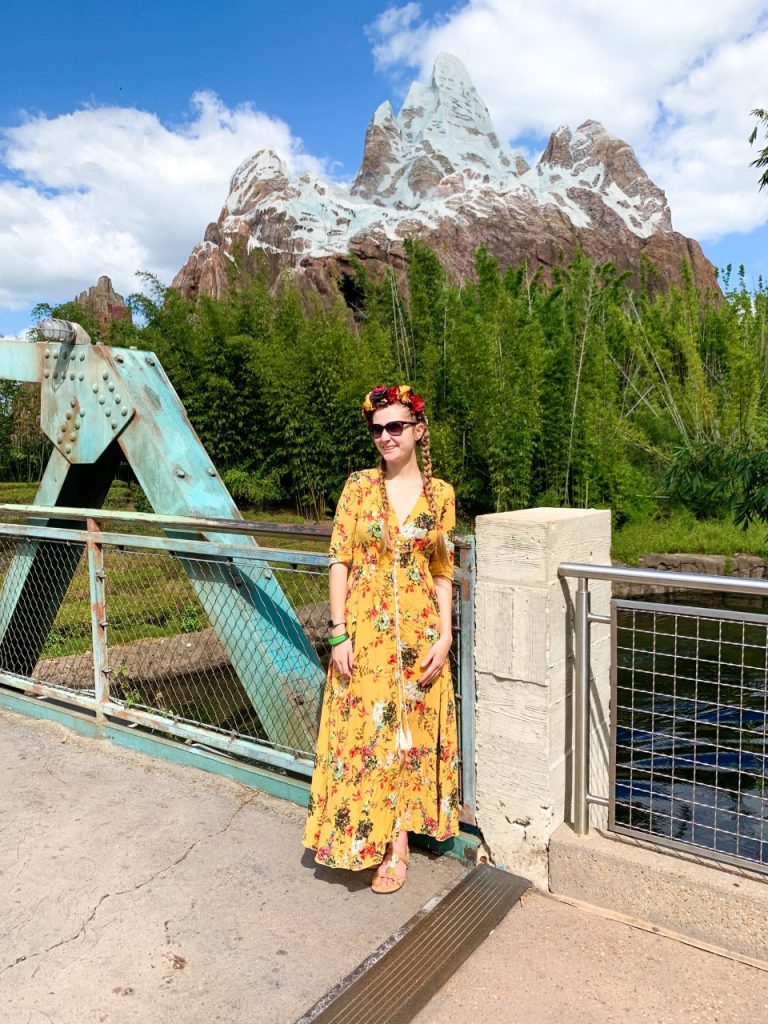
[361,384,426,420]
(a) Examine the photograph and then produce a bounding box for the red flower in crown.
[361,383,427,420]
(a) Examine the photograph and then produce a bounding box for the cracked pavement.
[4,708,766,1024]
[0,708,464,1024]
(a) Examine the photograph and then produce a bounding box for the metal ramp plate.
[296,863,529,1024]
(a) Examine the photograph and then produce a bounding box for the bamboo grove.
[3,245,768,526]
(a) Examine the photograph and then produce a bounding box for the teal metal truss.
[0,323,325,751]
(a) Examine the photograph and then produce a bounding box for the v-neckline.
[385,481,424,532]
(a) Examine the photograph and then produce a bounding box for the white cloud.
[370,2,423,38]
[369,0,768,240]
[0,93,324,314]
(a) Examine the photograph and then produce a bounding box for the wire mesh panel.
[0,514,477,822]
[102,544,329,761]
[611,599,768,873]
[0,534,93,693]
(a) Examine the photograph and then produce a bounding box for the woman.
[303,384,460,893]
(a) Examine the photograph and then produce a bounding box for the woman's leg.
[373,829,410,891]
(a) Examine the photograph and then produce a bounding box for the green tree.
[748,107,768,191]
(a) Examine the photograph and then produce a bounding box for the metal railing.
[0,504,476,821]
[560,563,768,876]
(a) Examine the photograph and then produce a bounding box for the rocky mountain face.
[173,53,717,301]
[75,275,132,328]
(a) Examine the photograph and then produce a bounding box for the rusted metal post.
[86,517,109,724]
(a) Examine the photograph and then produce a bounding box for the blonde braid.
[419,421,450,565]
[377,456,393,553]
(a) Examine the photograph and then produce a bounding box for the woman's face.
[371,403,425,465]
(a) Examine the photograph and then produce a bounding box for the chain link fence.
[0,511,476,820]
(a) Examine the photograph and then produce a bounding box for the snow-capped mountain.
[173,54,716,300]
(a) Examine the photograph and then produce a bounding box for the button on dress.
[303,469,460,869]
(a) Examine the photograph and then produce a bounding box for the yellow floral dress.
[303,468,460,870]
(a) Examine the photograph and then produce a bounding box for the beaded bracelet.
[327,632,349,647]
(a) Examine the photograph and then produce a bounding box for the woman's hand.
[332,638,354,679]
[419,634,452,686]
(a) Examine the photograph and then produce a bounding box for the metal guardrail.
[559,563,768,875]
[0,505,476,822]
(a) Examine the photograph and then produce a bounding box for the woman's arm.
[329,561,354,677]
[419,575,453,685]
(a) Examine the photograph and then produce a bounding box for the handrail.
[559,561,768,597]
[0,502,332,538]
[560,559,768,839]
[0,502,474,549]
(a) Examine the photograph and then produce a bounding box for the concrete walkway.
[2,707,767,1024]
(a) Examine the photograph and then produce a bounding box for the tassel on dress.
[397,722,413,752]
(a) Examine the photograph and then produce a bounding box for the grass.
[0,478,330,658]
[6,477,768,655]
[0,480,141,513]
[0,480,330,548]
[0,533,328,659]
[612,510,768,565]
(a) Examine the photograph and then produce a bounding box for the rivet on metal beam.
[175,468,186,478]
[111,422,117,430]
[69,372,75,380]
[105,409,112,417]
[74,423,79,431]
[56,435,62,444]
[70,353,76,361]
[44,370,50,378]
[98,397,105,405]
[121,407,128,416]
[207,468,216,476]
[79,352,85,361]
[44,350,50,358]
[92,384,98,393]
[145,357,155,366]
[65,411,72,420]
[102,371,109,380]
[65,444,72,454]
[79,410,85,418]
[115,354,124,363]
[53,371,58,379]
[115,394,121,403]
[70,397,76,407]
[108,383,115,392]
[78,373,84,381]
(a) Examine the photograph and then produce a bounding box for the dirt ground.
[2,706,767,1024]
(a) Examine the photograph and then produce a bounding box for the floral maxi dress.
[303,469,460,870]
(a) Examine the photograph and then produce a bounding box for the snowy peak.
[226,149,293,217]
[173,54,717,302]
[537,120,672,234]
[351,52,524,204]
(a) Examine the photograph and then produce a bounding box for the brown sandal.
[371,848,410,894]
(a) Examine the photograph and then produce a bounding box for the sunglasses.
[369,419,418,439]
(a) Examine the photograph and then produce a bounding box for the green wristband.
[328,632,349,647]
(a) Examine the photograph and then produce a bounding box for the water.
[614,593,768,868]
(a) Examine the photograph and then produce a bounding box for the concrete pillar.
[474,508,611,888]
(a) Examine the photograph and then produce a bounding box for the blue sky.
[1,0,767,335]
